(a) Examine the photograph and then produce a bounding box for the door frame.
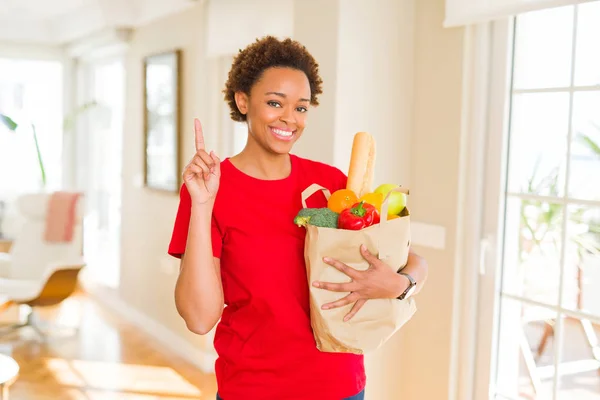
[449,17,515,400]
[474,18,516,400]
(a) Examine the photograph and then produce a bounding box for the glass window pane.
[502,197,563,306]
[558,206,600,400]
[569,91,600,201]
[574,2,600,86]
[495,297,558,399]
[513,6,574,90]
[0,59,63,196]
[562,206,600,316]
[556,318,600,399]
[494,5,600,400]
[507,93,569,196]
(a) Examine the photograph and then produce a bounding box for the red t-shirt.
[168,154,365,400]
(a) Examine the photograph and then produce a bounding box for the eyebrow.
[265,91,310,103]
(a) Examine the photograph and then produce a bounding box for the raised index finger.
[194,118,205,151]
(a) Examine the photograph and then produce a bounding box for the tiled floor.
[0,290,217,400]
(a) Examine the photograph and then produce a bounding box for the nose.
[280,105,295,125]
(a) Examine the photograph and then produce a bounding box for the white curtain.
[445,0,595,26]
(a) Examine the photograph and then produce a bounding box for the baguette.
[346,132,376,198]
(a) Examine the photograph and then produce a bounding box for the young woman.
[169,36,429,400]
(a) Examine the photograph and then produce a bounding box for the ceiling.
[0,0,200,45]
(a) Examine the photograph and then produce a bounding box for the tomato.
[358,192,383,212]
[338,201,380,230]
[327,189,358,214]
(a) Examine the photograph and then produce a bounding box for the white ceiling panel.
[0,0,200,45]
[0,0,95,21]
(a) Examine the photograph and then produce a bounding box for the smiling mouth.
[269,127,295,141]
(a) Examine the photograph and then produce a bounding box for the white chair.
[0,193,85,339]
[0,193,84,280]
[0,263,85,339]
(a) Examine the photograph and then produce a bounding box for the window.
[0,59,63,197]
[488,3,600,399]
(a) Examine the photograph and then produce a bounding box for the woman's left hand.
[312,244,409,321]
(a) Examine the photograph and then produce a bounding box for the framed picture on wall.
[143,49,181,193]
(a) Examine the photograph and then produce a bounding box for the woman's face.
[235,67,311,155]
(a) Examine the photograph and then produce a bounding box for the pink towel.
[44,191,82,243]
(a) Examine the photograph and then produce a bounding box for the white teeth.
[273,128,292,137]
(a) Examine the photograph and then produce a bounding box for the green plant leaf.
[31,124,46,187]
[63,100,99,131]
[577,131,600,157]
[0,113,18,131]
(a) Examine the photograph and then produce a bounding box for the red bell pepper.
[338,201,380,230]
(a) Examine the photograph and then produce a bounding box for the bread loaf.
[346,132,376,198]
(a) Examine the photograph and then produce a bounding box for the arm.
[396,248,429,297]
[175,201,224,335]
[314,245,429,320]
[174,118,223,335]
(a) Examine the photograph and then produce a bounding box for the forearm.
[389,248,429,299]
[175,202,224,334]
[400,249,428,295]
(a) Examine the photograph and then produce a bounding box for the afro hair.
[223,36,323,122]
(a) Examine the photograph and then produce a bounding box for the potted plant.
[0,113,46,187]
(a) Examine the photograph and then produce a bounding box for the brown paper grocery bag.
[301,183,417,355]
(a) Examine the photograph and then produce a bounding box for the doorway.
[78,57,125,290]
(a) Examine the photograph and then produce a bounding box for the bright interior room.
[0,0,599,399]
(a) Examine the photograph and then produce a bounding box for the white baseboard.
[80,279,217,374]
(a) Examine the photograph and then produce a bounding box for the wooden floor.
[0,290,217,400]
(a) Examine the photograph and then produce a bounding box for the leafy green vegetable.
[294,208,339,228]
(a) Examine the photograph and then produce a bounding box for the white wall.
[120,3,215,364]
[205,0,294,57]
[290,0,340,165]
[400,1,466,399]
[0,42,64,60]
[334,0,415,193]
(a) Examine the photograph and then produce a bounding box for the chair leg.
[579,319,600,361]
[0,322,26,338]
[536,321,555,360]
[521,328,543,396]
[26,311,47,341]
[0,308,45,341]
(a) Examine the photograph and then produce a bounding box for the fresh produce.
[295,132,409,232]
[346,132,375,197]
[374,183,407,216]
[337,201,380,230]
[358,192,383,212]
[294,208,339,229]
[327,189,358,214]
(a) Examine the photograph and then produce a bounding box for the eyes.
[267,100,308,113]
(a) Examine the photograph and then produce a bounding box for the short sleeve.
[332,166,348,192]
[168,184,223,259]
[301,162,350,209]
